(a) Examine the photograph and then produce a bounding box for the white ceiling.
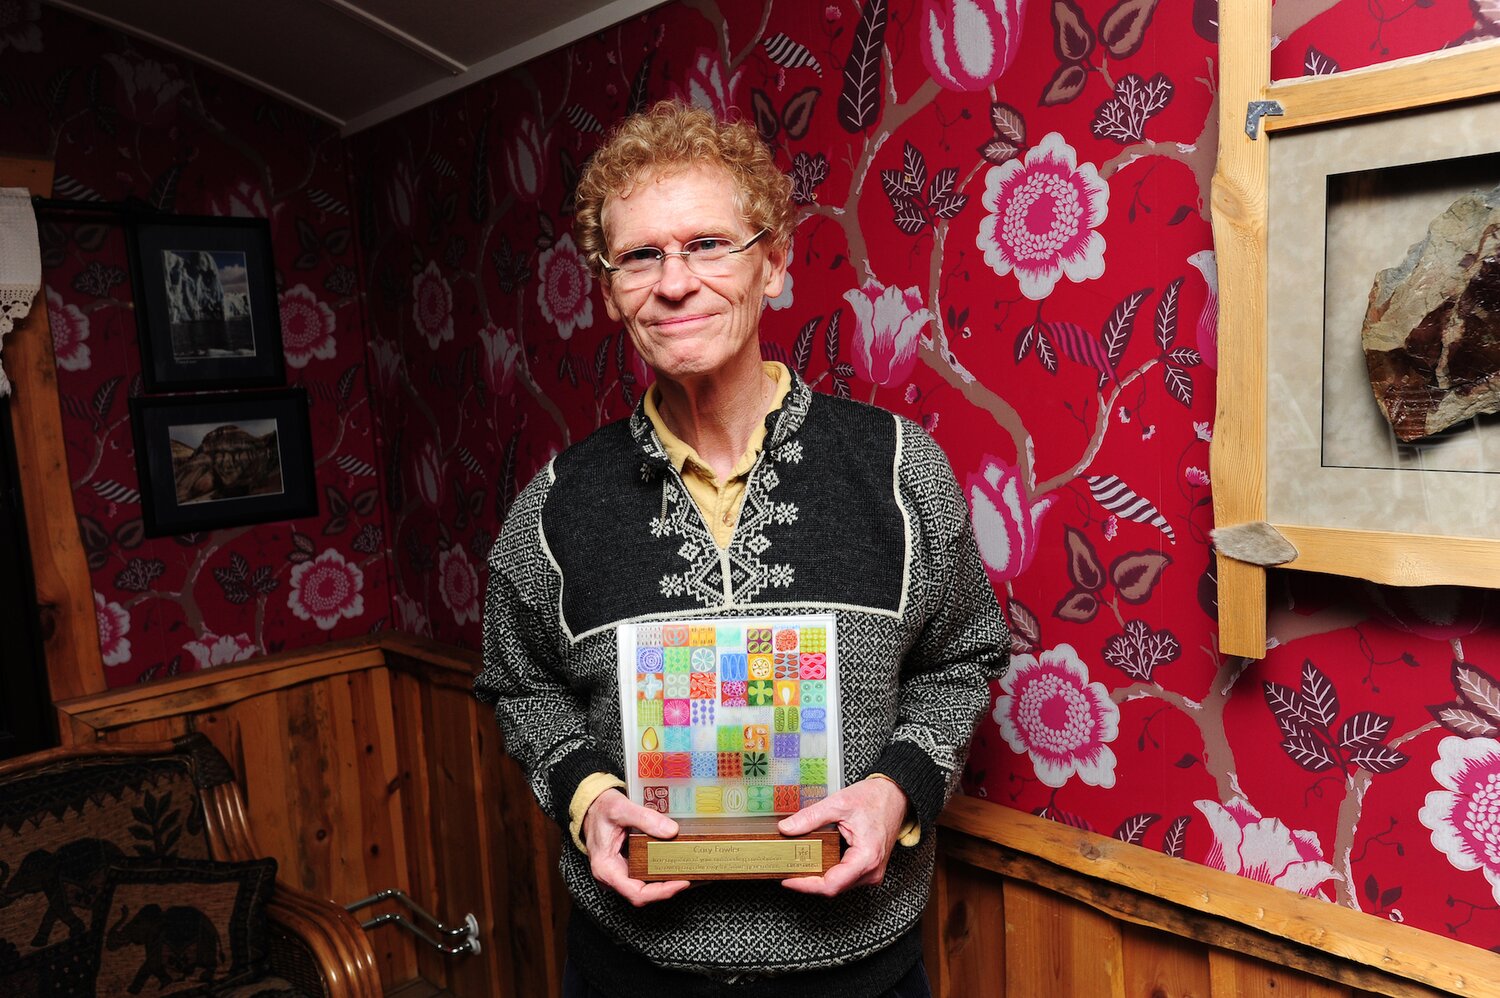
[49,0,667,134]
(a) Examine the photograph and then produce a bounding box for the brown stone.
[1362,183,1500,442]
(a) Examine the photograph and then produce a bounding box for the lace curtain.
[0,187,43,396]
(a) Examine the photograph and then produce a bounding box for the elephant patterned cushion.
[0,756,214,971]
[91,858,277,997]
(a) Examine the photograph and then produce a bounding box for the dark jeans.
[561,958,932,998]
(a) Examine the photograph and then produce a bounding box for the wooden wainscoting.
[927,796,1499,997]
[54,634,566,997]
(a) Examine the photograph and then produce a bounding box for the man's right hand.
[582,788,691,906]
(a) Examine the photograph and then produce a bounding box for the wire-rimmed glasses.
[598,229,768,289]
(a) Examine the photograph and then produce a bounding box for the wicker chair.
[0,733,382,998]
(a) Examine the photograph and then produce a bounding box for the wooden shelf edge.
[937,796,1498,994]
[1264,38,1500,134]
[55,633,480,731]
[379,632,480,673]
[1273,524,1500,589]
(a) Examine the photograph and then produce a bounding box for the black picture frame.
[130,390,317,537]
[128,215,284,391]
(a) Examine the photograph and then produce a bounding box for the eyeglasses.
[598,229,768,288]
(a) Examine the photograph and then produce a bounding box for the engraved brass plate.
[645,838,824,876]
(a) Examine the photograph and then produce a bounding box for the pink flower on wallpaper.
[1196,797,1339,898]
[0,0,41,53]
[978,132,1108,300]
[210,179,271,220]
[46,287,90,371]
[393,592,432,638]
[842,280,934,387]
[412,440,446,509]
[1185,466,1210,486]
[279,284,337,368]
[437,546,480,626]
[1420,736,1500,903]
[95,592,131,667]
[536,234,593,341]
[385,159,417,230]
[502,114,552,204]
[102,50,188,127]
[993,644,1118,788]
[287,549,365,630]
[412,260,454,349]
[672,48,742,119]
[478,323,521,398]
[919,0,1028,92]
[183,631,258,669]
[966,457,1054,584]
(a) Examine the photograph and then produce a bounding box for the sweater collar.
[629,365,813,477]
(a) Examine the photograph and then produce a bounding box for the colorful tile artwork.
[625,617,839,818]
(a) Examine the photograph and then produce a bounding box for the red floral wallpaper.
[0,5,390,685]
[348,0,1500,951]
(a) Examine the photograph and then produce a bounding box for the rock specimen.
[1363,183,1500,442]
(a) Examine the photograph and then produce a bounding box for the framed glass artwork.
[616,613,843,820]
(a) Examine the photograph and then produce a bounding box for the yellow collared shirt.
[642,361,792,549]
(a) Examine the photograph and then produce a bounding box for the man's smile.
[648,312,717,331]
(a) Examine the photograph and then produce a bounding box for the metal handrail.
[345,889,480,956]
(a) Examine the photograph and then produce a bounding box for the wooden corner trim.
[54,633,479,731]
[937,796,1498,994]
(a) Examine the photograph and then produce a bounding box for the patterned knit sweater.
[476,373,1009,995]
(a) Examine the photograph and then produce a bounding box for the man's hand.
[582,789,691,906]
[777,777,909,897]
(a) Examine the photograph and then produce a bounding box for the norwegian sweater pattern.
[476,373,1009,985]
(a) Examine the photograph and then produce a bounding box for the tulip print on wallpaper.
[343,0,1500,951]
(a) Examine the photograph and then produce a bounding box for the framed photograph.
[130,390,316,536]
[128,216,284,391]
[1211,5,1500,656]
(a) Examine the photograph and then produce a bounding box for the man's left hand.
[776,776,908,897]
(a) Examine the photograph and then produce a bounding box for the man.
[476,100,1008,997]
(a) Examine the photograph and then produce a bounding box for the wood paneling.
[1207,950,1354,998]
[1004,879,1125,998]
[0,156,106,706]
[1122,924,1211,998]
[927,852,1005,996]
[54,635,567,996]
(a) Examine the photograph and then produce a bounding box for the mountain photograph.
[161,248,256,360]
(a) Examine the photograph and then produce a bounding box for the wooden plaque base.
[627,818,840,881]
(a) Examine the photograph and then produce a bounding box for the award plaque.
[617,614,844,881]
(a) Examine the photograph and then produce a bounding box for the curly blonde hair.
[573,100,794,275]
